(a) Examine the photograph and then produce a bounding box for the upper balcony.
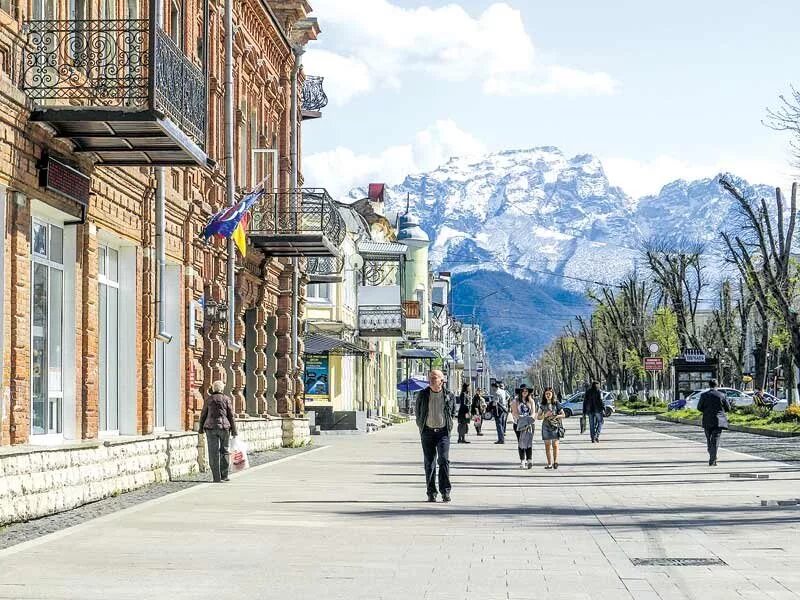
[22,15,208,167]
[301,75,328,120]
[356,241,407,338]
[249,189,346,257]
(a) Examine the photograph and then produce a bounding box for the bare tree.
[765,86,800,168]
[644,237,707,349]
[720,177,799,401]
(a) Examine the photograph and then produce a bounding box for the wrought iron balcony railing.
[302,75,328,112]
[248,189,346,256]
[307,255,344,281]
[359,306,404,335]
[22,18,206,151]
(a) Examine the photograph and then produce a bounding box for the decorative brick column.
[275,261,293,415]
[9,193,30,445]
[79,222,99,440]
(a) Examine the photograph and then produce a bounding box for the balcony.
[402,300,422,338]
[301,75,328,120]
[359,306,404,337]
[307,255,344,283]
[249,189,345,257]
[22,17,208,167]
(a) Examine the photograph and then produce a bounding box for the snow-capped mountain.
[347,147,774,365]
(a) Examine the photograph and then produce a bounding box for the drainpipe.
[290,45,303,384]
[224,0,239,351]
[155,167,172,343]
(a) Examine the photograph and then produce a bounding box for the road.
[2,418,800,599]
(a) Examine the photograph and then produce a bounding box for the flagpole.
[224,0,239,354]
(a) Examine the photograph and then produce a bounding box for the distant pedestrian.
[471,388,486,436]
[457,383,472,443]
[538,387,565,469]
[512,384,536,468]
[491,382,509,444]
[199,381,238,483]
[697,379,730,466]
[415,370,457,502]
[583,381,604,443]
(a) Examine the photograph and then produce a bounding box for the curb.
[656,414,800,438]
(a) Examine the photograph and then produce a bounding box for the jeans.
[588,411,604,440]
[421,427,451,496]
[704,427,723,463]
[205,428,231,481]
[495,413,506,442]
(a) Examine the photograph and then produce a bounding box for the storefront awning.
[398,348,439,359]
[304,333,366,356]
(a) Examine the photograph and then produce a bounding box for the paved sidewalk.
[2,419,800,599]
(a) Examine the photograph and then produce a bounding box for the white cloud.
[305,0,616,104]
[603,155,795,199]
[303,119,486,198]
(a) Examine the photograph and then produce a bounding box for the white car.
[560,391,616,418]
[685,387,748,410]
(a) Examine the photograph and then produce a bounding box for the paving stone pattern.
[0,445,313,550]
[2,421,800,599]
[612,414,800,464]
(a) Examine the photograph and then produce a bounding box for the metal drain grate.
[631,558,727,567]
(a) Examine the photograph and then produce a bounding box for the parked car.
[685,387,748,410]
[560,391,615,418]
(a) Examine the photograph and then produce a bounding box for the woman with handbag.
[470,388,486,436]
[511,385,536,468]
[537,387,565,470]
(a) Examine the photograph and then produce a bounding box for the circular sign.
[648,342,660,354]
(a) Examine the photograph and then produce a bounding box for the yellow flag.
[232,220,247,257]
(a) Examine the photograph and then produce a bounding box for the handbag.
[557,422,566,439]
[580,415,587,434]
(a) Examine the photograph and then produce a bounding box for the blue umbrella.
[397,378,428,393]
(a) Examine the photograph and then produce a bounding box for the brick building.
[0,0,333,458]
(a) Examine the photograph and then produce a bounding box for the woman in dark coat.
[470,388,486,436]
[199,380,238,482]
[457,383,472,443]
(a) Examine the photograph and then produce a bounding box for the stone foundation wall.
[235,418,283,453]
[0,432,198,526]
[282,417,311,447]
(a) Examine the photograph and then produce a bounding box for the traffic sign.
[643,357,664,371]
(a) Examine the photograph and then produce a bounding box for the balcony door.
[98,245,120,433]
[32,0,55,19]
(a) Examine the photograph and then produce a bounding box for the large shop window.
[31,220,65,436]
[98,245,120,432]
[155,264,181,431]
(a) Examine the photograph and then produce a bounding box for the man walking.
[697,379,731,466]
[491,382,509,444]
[415,370,456,502]
[583,381,604,443]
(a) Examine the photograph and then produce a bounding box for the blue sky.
[303,0,799,198]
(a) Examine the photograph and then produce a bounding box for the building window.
[100,0,117,18]
[31,220,65,435]
[32,0,55,19]
[169,0,182,47]
[98,245,120,432]
[307,283,330,303]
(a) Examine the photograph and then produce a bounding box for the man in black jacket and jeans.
[697,379,731,466]
[583,381,604,443]
[415,370,456,502]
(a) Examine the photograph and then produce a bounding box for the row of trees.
[528,181,799,403]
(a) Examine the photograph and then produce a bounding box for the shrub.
[780,404,800,423]
[736,404,760,416]
[617,391,629,404]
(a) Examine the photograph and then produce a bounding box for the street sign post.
[643,357,664,372]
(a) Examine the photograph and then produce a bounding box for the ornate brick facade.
[0,0,317,446]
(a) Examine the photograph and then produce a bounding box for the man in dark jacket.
[696,379,731,466]
[199,381,238,482]
[415,370,456,502]
[583,381,605,443]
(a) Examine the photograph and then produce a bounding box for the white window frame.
[97,243,121,436]
[307,282,332,304]
[30,217,65,439]
[0,188,5,422]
